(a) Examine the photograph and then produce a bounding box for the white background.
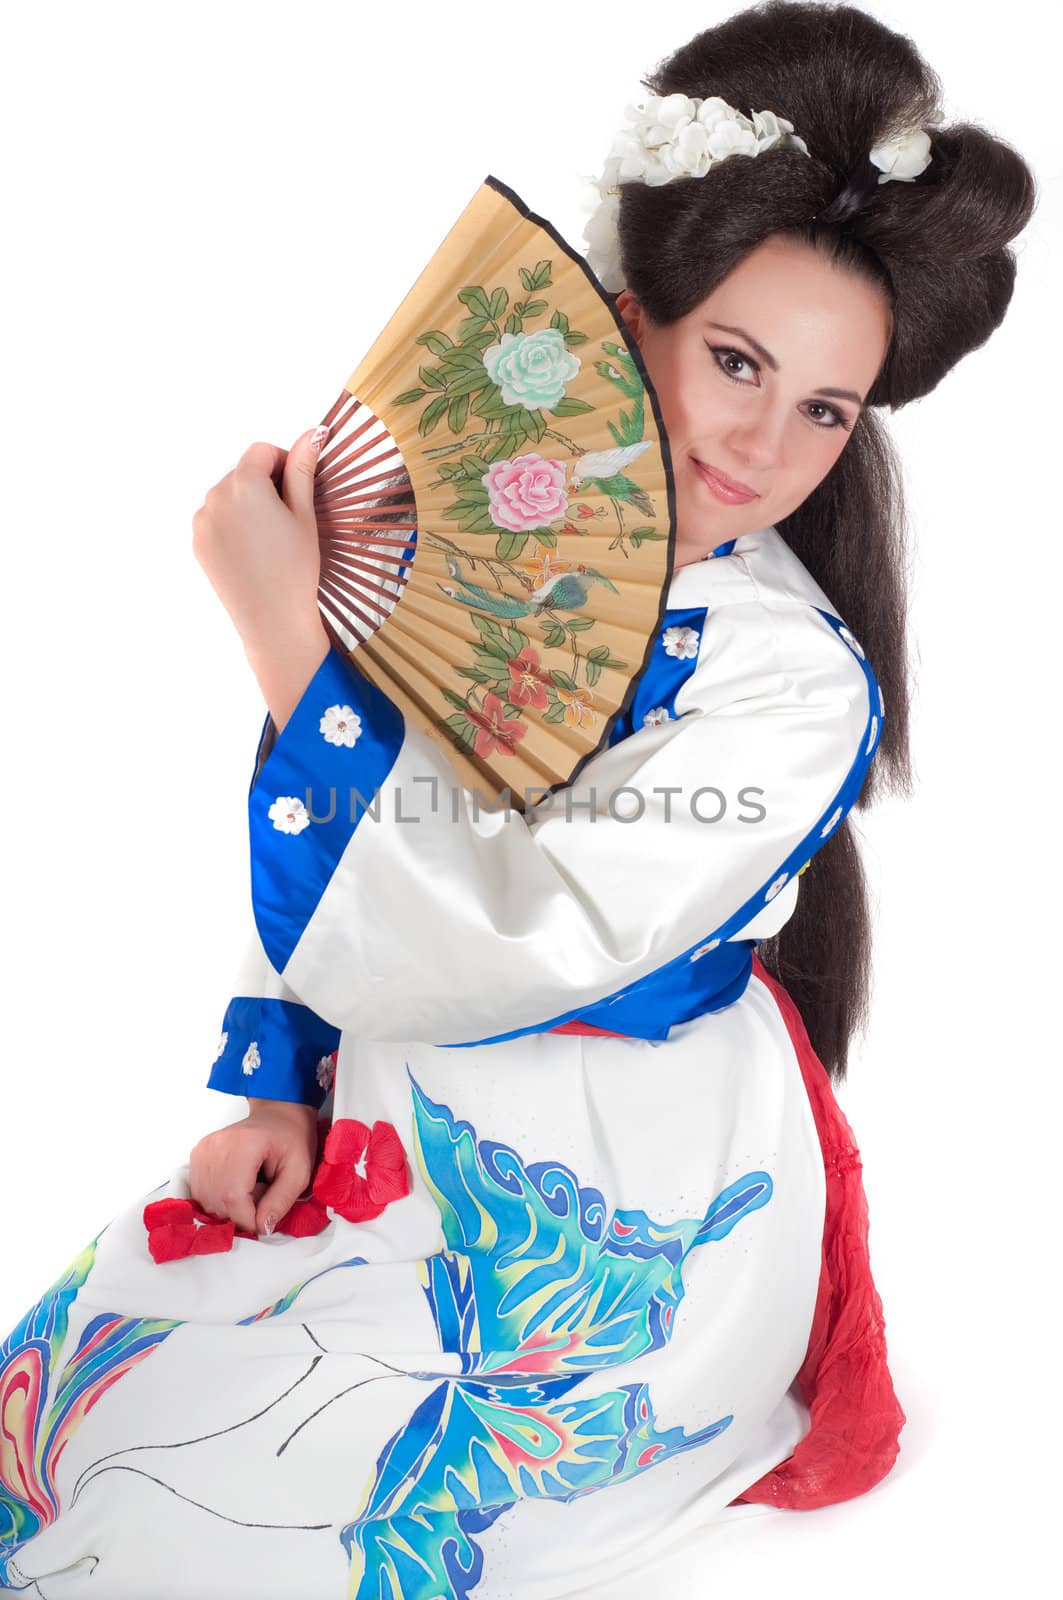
[1,1,1059,1592]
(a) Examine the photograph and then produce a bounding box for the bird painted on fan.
[568,440,656,516]
[437,555,618,620]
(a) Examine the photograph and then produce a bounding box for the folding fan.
[307,174,677,812]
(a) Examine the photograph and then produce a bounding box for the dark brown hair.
[615,1,1037,1080]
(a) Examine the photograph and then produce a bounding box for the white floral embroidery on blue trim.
[242,1041,261,1077]
[689,938,721,961]
[213,1030,228,1063]
[865,714,879,756]
[642,705,672,726]
[268,796,312,835]
[820,805,844,838]
[320,704,362,747]
[878,683,885,717]
[764,873,789,902]
[838,625,866,660]
[661,624,700,660]
[316,1054,336,1091]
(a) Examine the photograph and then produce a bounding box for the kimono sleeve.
[244,596,878,1046]
[205,915,341,1108]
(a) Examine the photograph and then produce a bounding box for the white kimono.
[0,524,885,1600]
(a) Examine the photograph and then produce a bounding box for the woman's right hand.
[188,1100,322,1236]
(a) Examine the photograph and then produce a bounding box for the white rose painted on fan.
[481,328,581,411]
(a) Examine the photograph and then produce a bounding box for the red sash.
[550,952,907,1510]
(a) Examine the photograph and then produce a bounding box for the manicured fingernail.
[264,1214,276,1236]
[309,425,329,452]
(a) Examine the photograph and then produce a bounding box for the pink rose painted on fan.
[482,453,569,533]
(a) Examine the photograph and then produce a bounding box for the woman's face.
[614,234,893,565]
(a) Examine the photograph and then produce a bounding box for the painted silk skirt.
[0,958,890,1599]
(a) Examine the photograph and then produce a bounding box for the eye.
[706,344,851,431]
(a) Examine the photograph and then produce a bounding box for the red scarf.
[551,951,907,1510]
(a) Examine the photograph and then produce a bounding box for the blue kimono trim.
[206,995,340,1107]
[446,608,883,1048]
[606,606,708,747]
[249,646,405,974]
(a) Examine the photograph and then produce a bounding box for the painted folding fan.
[308,174,676,812]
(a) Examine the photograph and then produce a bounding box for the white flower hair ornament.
[578,93,944,293]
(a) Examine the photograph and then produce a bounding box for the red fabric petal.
[331,1172,387,1224]
[366,1120,407,1173]
[143,1198,194,1229]
[325,1119,371,1164]
[146,1223,196,1263]
[727,955,907,1510]
[274,1198,330,1237]
[366,1154,410,1207]
[312,1159,354,1209]
[189,1221,235,1256]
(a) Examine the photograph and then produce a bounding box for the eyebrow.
[705,321,866,407]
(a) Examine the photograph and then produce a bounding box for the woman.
[0,3,1036,1596]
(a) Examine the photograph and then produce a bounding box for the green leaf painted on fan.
[419,395,449,436]
[392,388,427,405]
[494,530,529,561]
[488,287,509,320]
[541,623,566,649]
[471,387,520,420]
[444,496,490,518]
[518,408,546,442]
[482,435,514,463]
[548,396,594,417]
[455,665,499,685]
[550,668,578,691]
[533,529,557,548]
[462,509,503,534]
[563,332,589,347]
[417,330,455,356]
[474,637,514,665]
[504,312,522,335]
[418,365,447,391]
[550,310,570,334]
[448,393,470,432]
[522,299,548,317]
[458,315,488,339]
[542,703,567,723]
[566,617,595,632]
[585,659,603,688]
[445,371,491,400]
[458,286,493,319]
[460,453,492,478]
[630,527,667,548]
[440,686,473,714]
[586,645,611,662]
[440,348,486,375]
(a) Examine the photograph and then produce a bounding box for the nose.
[725,407,787,471]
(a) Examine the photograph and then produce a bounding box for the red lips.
[693,458,758,496]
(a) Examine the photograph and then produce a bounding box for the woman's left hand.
[192,425,330,658]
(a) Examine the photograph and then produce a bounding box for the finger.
[255,1160,312,1236]
[236,440,285,480]
[280,426,328,521]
